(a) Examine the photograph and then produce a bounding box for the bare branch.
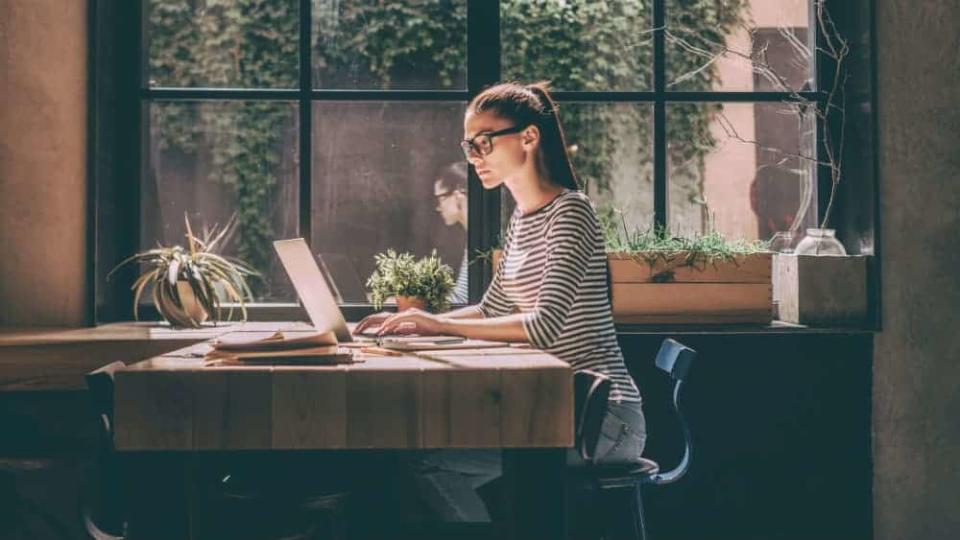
[666,1,850,230]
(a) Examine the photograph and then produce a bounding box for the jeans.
[414,401,647,522]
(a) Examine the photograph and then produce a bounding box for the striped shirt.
[478,190,641,402]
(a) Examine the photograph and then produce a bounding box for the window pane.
[312,1,467,90]
[501,1,652,91]
[666,0,812,92]
[667,102,817,242]
[144,0,299,89]
[501,103,654,242]
[311,102,467,304]
[142,101,300,302]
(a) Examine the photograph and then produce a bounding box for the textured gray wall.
[874,1,960,539]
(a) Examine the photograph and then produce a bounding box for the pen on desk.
[360,346,404,357]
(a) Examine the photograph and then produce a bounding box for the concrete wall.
[874,1,960,539]
[0,0,88,326]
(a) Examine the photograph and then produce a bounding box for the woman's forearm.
[442,304,486,320]
[439,313,529,342]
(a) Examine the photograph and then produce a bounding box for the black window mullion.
[103,0,144,322]
[653,0,667,232]
[299,0,312,245]
[467,0,501,302]
[552,91,820,103]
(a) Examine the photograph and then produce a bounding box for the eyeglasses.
[459,125,528,159]
[434,189,462,204]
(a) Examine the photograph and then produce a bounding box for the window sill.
[615,320,878,336]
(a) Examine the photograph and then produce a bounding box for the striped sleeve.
[478,214,516,317]
[478,252,514,317]
[521,199,596,349]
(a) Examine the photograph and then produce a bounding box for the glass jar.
[768,231,796,254]
[795,228,847,256]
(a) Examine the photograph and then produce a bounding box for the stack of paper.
[205,331,354,365]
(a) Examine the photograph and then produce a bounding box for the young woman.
[355,82,645,522]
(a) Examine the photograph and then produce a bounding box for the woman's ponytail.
[525,83,580,191]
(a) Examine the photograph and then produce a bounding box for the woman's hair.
[467,81,580,190]
[436,161,468,193]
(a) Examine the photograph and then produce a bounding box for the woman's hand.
[353,311,393,335]
[376,308,450,337]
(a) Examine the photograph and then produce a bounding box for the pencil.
[360,346,404,357]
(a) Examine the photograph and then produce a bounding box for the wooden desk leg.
[502,448,568,540]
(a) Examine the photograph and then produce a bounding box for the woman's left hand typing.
[376,308,450,336]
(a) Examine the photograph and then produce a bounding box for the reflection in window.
[668,102,817,242]
[311,102,467,303]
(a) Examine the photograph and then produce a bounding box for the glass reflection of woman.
[356,82,646,522]
[434,162,469,304]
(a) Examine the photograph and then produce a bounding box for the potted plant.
[109,215,258,328]
[603,225,772,324]
[367,250,455,312]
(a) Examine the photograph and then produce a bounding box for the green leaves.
[600,212,769,268]
[109,215,259,327]
[366,250,455,313]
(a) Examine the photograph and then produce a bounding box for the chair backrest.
[84,361,127,538]
[647,338,697,486]
[85,361,125,443]
[573,369,612,462]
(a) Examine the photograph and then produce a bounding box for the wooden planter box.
[492,250,773,325]
[608,252,773,324]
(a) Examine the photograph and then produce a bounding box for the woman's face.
[462,110,535,190]
[434,180,464,226]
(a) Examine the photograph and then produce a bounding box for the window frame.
[93,0,864,324]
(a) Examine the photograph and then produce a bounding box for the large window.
[102,0,839,319]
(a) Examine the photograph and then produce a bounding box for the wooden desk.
[114,334,573,451]
[113,330,573,538]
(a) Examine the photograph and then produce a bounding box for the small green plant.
[366,250,455,312]
[601,209,769,282]
[108,215,258,327]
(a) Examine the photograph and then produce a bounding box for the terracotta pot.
[176,281,210,323]
[396,296,427,312]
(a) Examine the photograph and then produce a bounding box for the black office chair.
[83,361,127,540]
[575,338,697,540]
[83,362,349,540]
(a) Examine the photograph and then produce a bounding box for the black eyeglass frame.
[459,124,529,159]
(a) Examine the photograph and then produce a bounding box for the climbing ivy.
[148,0,748,298]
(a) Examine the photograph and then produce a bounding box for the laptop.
[273,238,466,346]
[273,238,374,343]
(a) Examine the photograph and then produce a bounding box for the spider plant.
[108,215,258,328]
